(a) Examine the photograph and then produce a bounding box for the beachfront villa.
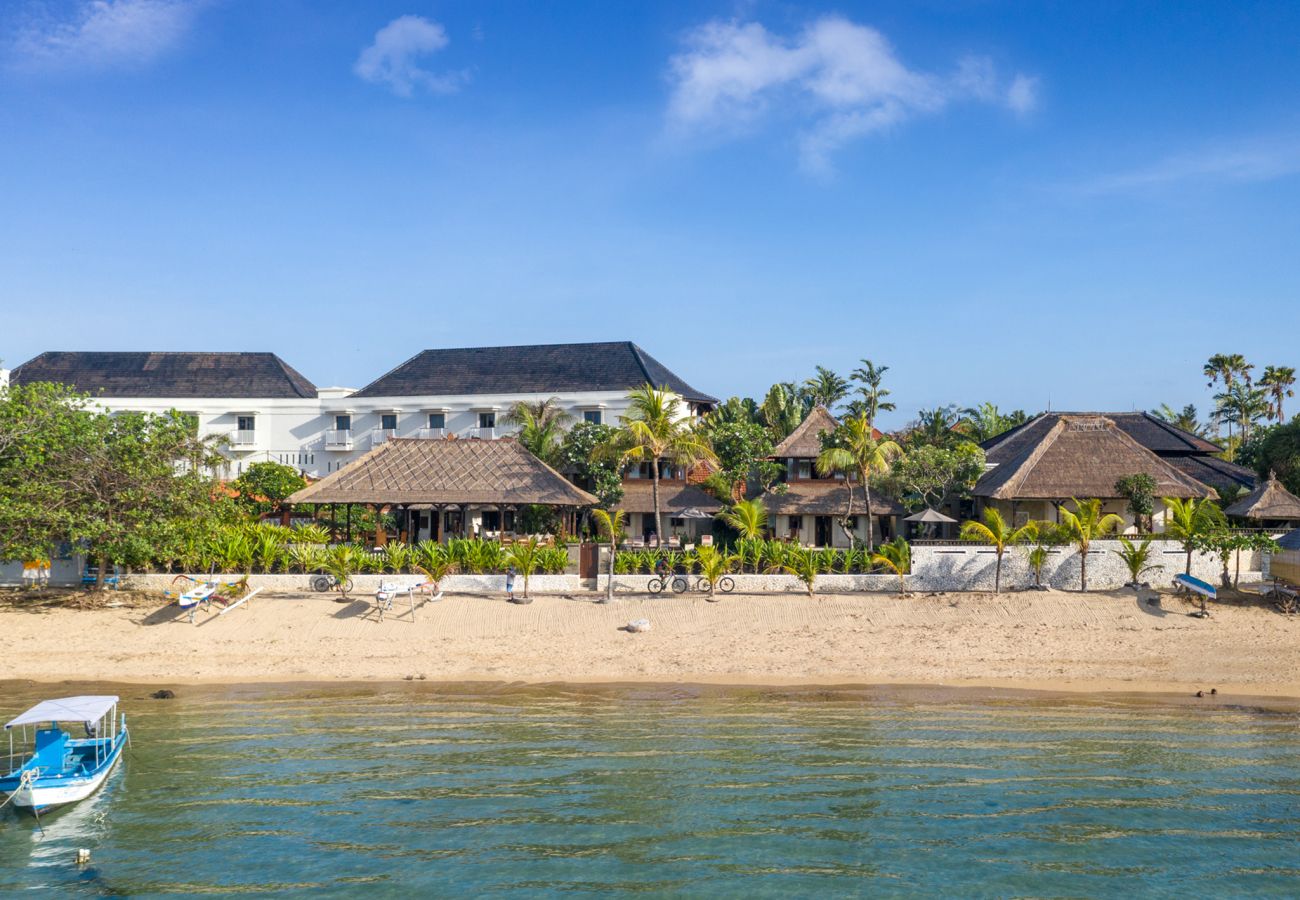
[6,343,717,479]
[973,412,1237,531]
[761,406,902,547]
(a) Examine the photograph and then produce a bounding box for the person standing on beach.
[505,564,517,603]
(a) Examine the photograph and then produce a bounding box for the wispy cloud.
[9,0,205,71]
[1077,139,1300,194]
[354,15,468,97]
[666,16,1036,173]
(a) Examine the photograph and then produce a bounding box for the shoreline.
[3,589,1298,706]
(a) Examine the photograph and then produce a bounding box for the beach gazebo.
[1224,472,1300,526]
[287,437,597,544]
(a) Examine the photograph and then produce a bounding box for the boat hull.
[4,736,125,814]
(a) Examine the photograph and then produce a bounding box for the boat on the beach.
[1,696,127,814]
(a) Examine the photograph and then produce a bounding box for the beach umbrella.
[903,508,957,524]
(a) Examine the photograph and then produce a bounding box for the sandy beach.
[2,587,1298,697]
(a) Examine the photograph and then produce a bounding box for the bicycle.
[648,575,735,595]
[311,572,355,597]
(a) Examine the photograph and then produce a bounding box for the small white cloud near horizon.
[1076,138,1300,195]
[9,0,204,71]
[666,15,1038,173]
[354,15,468,97]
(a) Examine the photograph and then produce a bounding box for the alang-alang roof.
[350,341,717,403]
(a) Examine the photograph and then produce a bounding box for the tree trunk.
[1185,545,1192,575]
[603,542,615,604]
[840,481,857,549]
[95,553,108,591]
[651,457,663,543]
[1080,547,1088,592]
[994,550,1002,594]
[862,472,875,550]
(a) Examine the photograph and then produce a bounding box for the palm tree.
[695,544,736,601]
[960,508,1037,593]
[506,538,544,599]
[1056,499,1124,591]
[870,538,910,594]
[608,385,718,542]
[1152,403,1206,437]
[718,498,767,540]
[816,414,903,549]
[502,398,572,465]
[773,546,819,597]
[759,383,805,441]
[801,366,850,410]
[849,359,895,427]
[590,508,626,604]
[1260,366,1296,422]
[1204,354,1253,438]
[1114,537,1160,586]
[1214,382,1270,445]
[961,403,1024,443]
[1161,497,1225,575]
[908,406,968,449]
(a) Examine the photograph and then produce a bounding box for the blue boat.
[1,696,127,814]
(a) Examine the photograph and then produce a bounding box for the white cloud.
[354,15,467,97]
[667,16,1036,173]
[1078,139,1300,194]
[10,0,204,71]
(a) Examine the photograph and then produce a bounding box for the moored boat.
[1,696,127,814]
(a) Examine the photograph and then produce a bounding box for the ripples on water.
[2,685,1299,897]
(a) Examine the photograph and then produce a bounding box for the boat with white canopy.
[1,696,128,814]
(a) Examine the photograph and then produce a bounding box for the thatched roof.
[11,351,317,399]
[1224,473,1300,521]
[287,438,597,507]
[614,481,723,514]
[974,414,1216,501]
[1165,453,1256,494]
[771,406,839,458]
[982,411,1222,455]
[761,481,903,516]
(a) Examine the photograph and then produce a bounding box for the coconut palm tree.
[1152,403,1206,437]
[1260,366,1296,422]
[506,538,545,599]
[718,498,767,541]
[961,403,1027,443]
[502,397,573,465]
[1161,497,1226,575]
[1056,498,1124,591]
[1114,537,1161,586]
[759,383,804,441]
[801,366,850,411]
[1214,382,1270,445]
[607,385,717,542]
[959,508,1037,593]
[695,544,736,601]
[870,538,910,594]
[816,414,903,549]
[590,508,626,604]
[848,359,895,427]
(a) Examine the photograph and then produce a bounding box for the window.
[583,409,603,425]
[237,416,255,432]
[334,414,351,431]
[479,412,496,429]
[669,517,685,528]
[381,413,398,431]
[796,460,812,480]
[428,412,445,429]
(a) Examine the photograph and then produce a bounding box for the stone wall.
[111,573,585,596]
[594,573,902,595]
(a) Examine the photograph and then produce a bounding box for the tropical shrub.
[695,545,737,600]
[871,538,911,594]
[1114,537,1161,585]
[381,542,412,574]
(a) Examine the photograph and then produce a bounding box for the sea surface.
[1,683,1298,897]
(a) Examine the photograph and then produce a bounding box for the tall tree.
[801,366,850,411]
[885,443,986,512]
[960,508,1037,593]
[589,508,626,604]
[815,414,902,548]
[1260,366,1296,422]
[231,461,306,520]
[1214,381,1270,446]
[1056,499,1124,591]
[848,359,895,427]
[904,405,968,449]
[607,385,717,541]
[503,397,572,465]
[702,420,783,499]
[962,403,1026,443]
[1253,421,1300,496]
[1162,497,1226,575]
[1151,403,1206,437]
[759,383,805,441]
[559,421,624,509]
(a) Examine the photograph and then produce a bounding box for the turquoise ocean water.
[1,684,1298,897]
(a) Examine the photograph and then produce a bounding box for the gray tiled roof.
[10,351,317,399]
[351,341,717,403]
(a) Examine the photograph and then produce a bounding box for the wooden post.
[345,504,352,543]
[374,504,387,547]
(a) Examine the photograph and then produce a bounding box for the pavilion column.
[373,505,387,547]
[346,504,352,543]
[435,505,444,544]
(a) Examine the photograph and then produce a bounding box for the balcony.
[415,427,445,440]
[370,428,398,446]
[477,427,496,440]
[227,429,257,449]
[325,429,353,450]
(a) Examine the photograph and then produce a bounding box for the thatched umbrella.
[1224,471,1300,523]
[904,507,957,539]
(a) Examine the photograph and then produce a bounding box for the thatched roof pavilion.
[974,414,1216,501]
[1224,472,1300,522]
[614,481,722,515]
[763,483,902,517]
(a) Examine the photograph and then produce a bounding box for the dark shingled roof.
[761,481,903,516]
[1166,454,1257,495]
[351,341,716,403]
[614,480,723,514]
[11,351,317,399]
[1224,473,1300,521]
[288,438,597,506]
[974,414,1215,501]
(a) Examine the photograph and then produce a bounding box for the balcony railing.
[228,429,257,448]
[477,427,496,440]
[370,428,398,445]
[415,427,445,440]
[325,429,353,450]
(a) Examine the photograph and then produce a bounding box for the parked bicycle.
[648,575,735,595]
[311,572,355,597]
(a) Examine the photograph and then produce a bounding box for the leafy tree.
[1162,497,1226,575]
[559,421,624,509]
[960,508,1036,593]
[503,397,572,466]
[1260,366,1296,422]
[1114,473,1157,533]
[1152,403,1207,437]
[703,420,783,499]
[589,508,626,604]
[962,403,1028,443]
[1057,498,1124,591]
[848,359,895,427]
[801,366,850,410]
[604,385,717,541]
[231,461,306,518]
[759,383,805,441]
[1252,420,1300,496]
[816,414,903,549]
[887,443,986,512]
[718,498,767,540]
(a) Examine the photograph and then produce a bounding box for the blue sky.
[2,0,1298,429]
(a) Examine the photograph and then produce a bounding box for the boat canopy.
[5,696,119,730]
